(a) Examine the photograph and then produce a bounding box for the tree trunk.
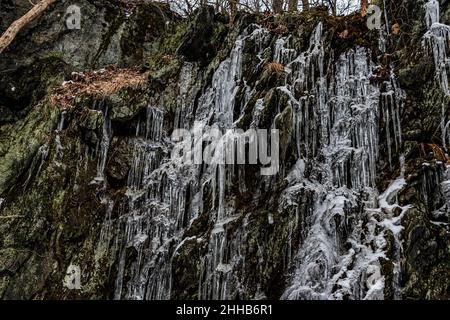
[301,0,309,11]
[0,0,59,54]
[254,0,261,13]
[330,0,337,16]
[230,0,238,25]
[272,0,283,14]
[288,0,298,12]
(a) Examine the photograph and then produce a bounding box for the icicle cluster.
[422,0,450,224]
[90,18,413,300]
[423,0,450,96]
[276,24,409,300]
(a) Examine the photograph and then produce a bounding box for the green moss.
[0,101,60,195]
[145,21,189,73]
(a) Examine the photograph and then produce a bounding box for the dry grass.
[50,66,148,108]
[265,62,284,75]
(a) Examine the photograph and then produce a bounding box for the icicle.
[145,106,164,141]
[423,0,450,96]
[197,26,273,299]
[175,62,195,129]
[274,36,297,65]
[53,110,68,167]
[57,110,66,132]
[425,0,440,28]
[93,105,112,183]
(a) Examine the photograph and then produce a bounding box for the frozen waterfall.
[93,19,412,300]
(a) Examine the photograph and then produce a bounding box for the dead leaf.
[392,23,400,35]
[339,30,349,39]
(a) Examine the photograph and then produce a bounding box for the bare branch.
[0,0,59,54]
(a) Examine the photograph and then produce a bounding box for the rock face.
[385,0,450,299]
[177,6,228,65]
[0,0,179,123]
[0,1,449,300]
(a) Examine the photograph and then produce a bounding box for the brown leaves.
[265,62,284,75]
[392,23,400,35]
[273,24,289,35]
[420,143,449,163]
[429,144,448,162]
[361,0,367,17]
[50,66,148,108]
